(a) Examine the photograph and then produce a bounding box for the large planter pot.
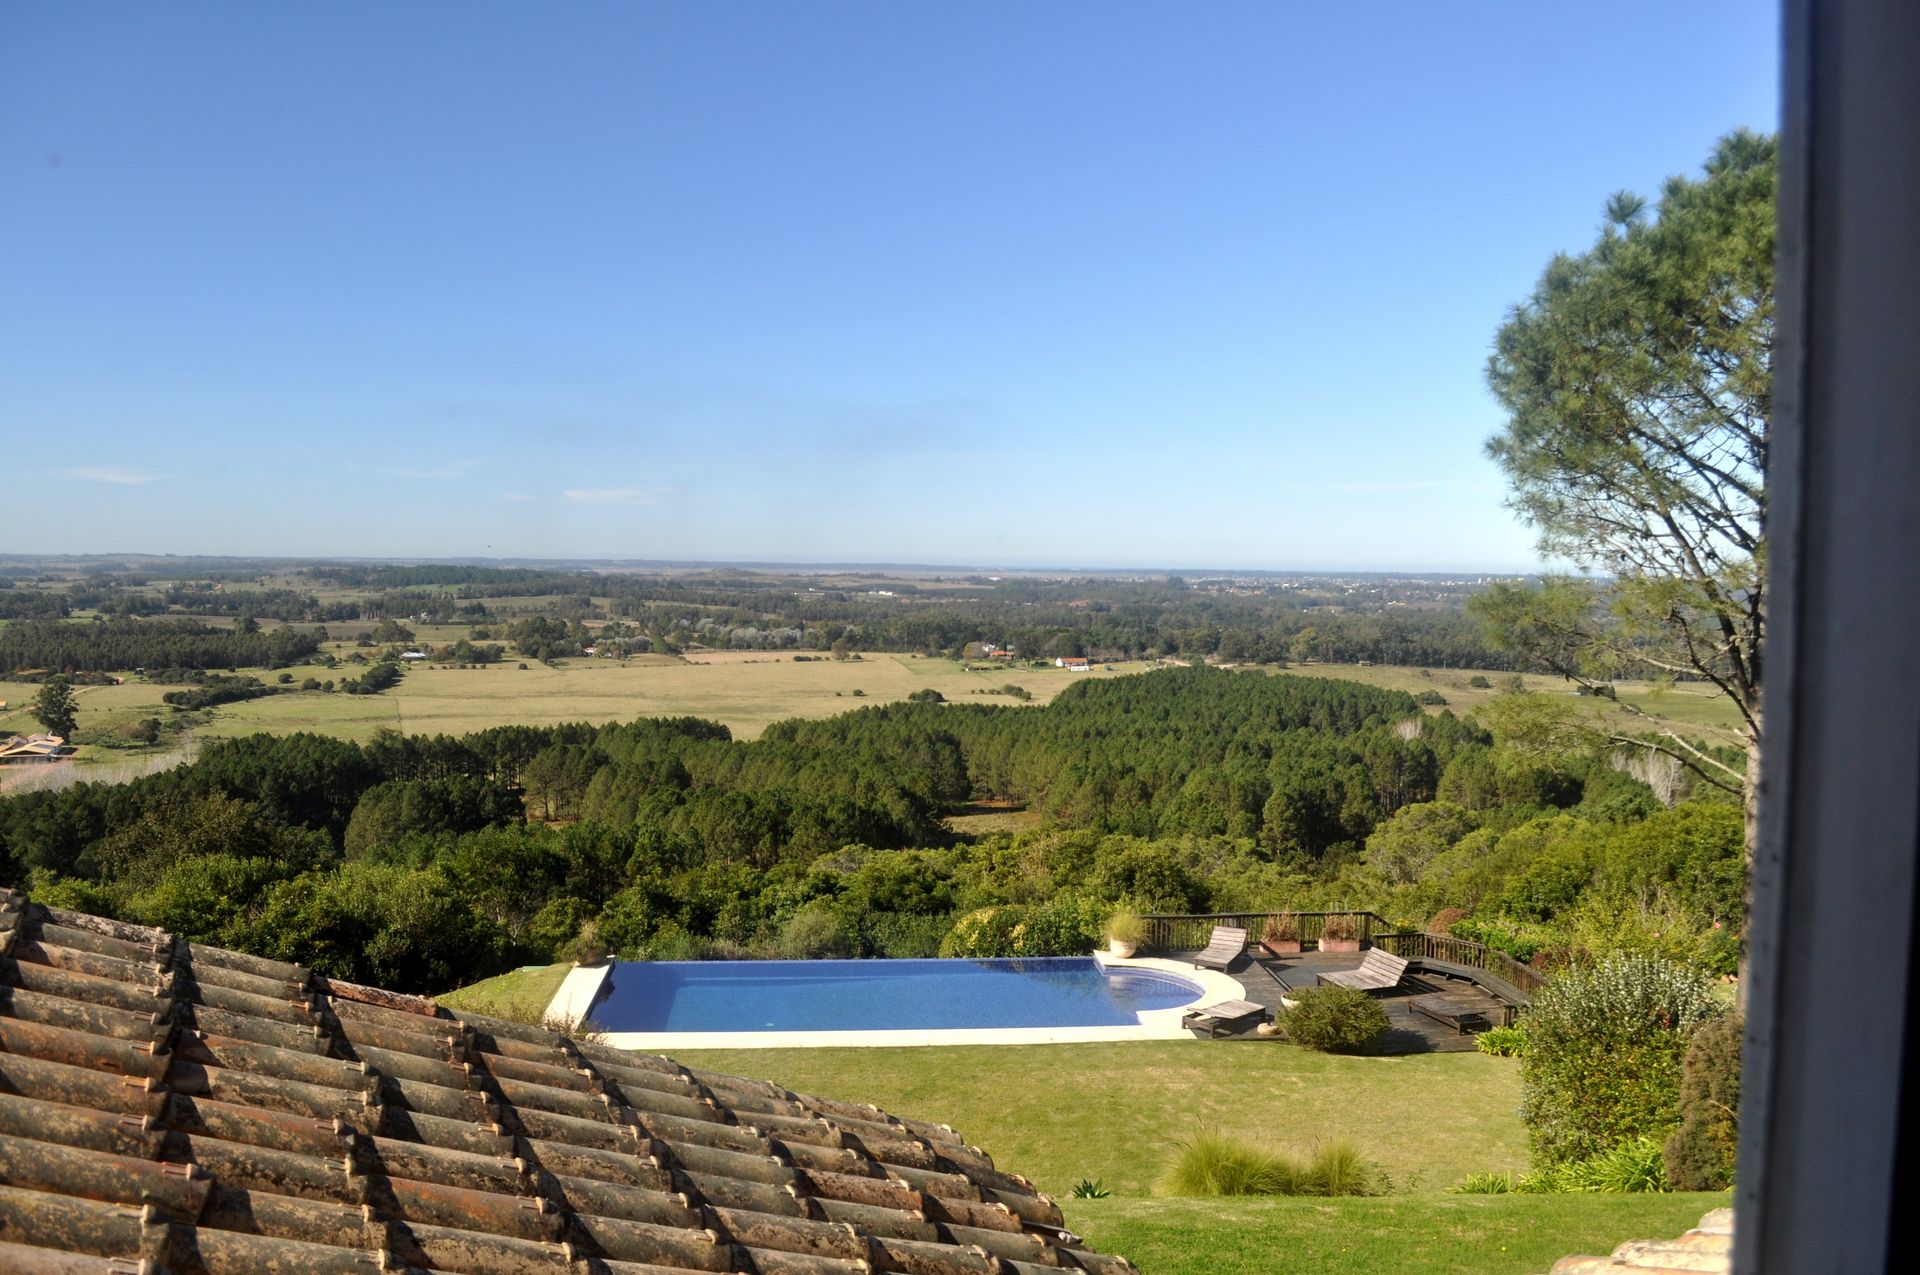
[1319,937,1362,954]
[1260,939,1302,958]
[1107,940,1138,959]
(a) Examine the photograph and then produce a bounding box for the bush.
[1162,1133,1296,1196]
[1161,1133,1382,1197]
[1278,984,1390,1053]
[1415,689,1448,706]
[1320,913,1362,942]
[1475,1024,1529,1057]
[1520,953,1722,1165]
[1106,907,1147,946]
[777,904,860,959]
[1453,1172,1514,1194]
[1665,1011,1742,1190]
[1516,1136,1669,1193]
[1468,675,1493,689]
[939,905,1028,958]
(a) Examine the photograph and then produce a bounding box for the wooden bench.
[1409,996,1492,1035]
[1193,925,1248,971]
[1181,999,1271,1038]
[1316,948,1411,992]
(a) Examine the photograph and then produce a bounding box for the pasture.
[12,654,1133,753]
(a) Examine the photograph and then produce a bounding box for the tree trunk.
[1738,726,1763,1013]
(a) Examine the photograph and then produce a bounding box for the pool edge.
[585,952,1239,1050]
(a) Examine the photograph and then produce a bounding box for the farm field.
[2,655,1747,767]
[671,1041,1722,1275]
[1276,663,1747,746]
[2,654,1143,754]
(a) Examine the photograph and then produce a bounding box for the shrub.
[1105,907,1147,946]
[1014,894,1108,956]
[1520,953,1722,1164]
[777,904,860,959]
[1475,1024,1529,1058]
[1468,674,1493,689]
[1453,1171,1515,1194]
[1415,689,1448,706]
[1161,1133,1295,1196]
[1298,1142,1382,1196]
[1263,912,1301,943]
[1069,1179,1112,1199]
[1427,906,1469,935]
[1278,984,1390,1053]
[1517,1136,1669,1194]
[1161,1134,1381,1197]
[939,905,1029,958]
[1320,913,1362,941]
[1665,1011,1743,1190]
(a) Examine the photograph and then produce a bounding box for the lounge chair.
[1181,999,1270,1038]
[1192,925,1248,971]
[1316,948,1412,992]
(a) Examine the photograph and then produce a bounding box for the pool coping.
[544,952,1244,1050]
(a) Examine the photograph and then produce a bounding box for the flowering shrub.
[1520,953,1722,1164]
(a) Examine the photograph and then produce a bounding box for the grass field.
[667,1041,1722,1275]
[2,654,1745,766]
[1274,663,1747,746]
[4,654,1137,755]
[437,963,570,1023]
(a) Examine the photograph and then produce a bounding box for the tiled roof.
[1539,1208,1732,1274]
[0,887,1135,1275]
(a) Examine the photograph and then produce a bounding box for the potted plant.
[1260,912,1302,957]
[1105,908,1146,959]
[1319,912,1364,954]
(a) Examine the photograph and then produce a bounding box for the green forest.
[0,665,1741,995]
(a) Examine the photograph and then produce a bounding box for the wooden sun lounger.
[1193,925,1248,971]
[1181,999,1271,1038]
[1316,948,1411,991]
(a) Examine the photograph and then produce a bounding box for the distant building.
[0,734,71,765]
[400,650,429,661]
[1057,657,1092,671]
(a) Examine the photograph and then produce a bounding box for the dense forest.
[1,666,1740,995]
[0,618,322,675]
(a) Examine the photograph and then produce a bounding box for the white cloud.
[66,466,163,485]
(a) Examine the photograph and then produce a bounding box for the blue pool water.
[588,957,1203,1032]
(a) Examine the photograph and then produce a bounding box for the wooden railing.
[1138,911,1387,953]
[1370,930,1548,997]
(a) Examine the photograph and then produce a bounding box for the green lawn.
[673,1042,1526,1196]
[437,963,569,1023]
[1069,1194,1725,1275]
[668,1041,1721,1275]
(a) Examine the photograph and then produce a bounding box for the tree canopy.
[1476,130,1774,810]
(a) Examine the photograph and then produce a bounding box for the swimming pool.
[585,956,1205,1034]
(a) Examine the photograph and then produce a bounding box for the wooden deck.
[1172,947,1517,1053]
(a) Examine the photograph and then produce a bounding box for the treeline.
[0,666,1740,995]
[1,618,321,675]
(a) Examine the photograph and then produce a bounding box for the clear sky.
[1,2,1779,571]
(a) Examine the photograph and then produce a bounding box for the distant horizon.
[1,549,1546,579]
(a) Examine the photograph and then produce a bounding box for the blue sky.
[1,2,1778,570]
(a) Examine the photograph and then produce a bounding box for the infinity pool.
[587,957,1204,1033]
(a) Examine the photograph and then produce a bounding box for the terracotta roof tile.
[1540,1208,1732,1274]
[0,887,1133,1275]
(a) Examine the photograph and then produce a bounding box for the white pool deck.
[539,952,1244,1050]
